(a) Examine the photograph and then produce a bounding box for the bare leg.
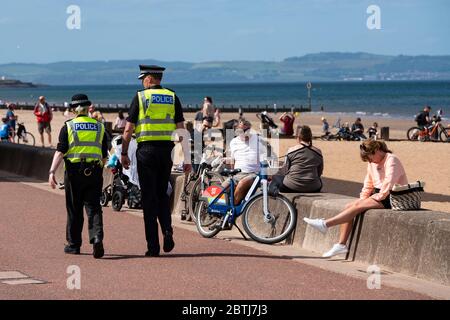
[325,197,383,228]
[317,198,383,246]
[233,177,254,205]
[39,133,44,147]
[336,200,358,245]
[339,222,353,245]
[47,132,52,146]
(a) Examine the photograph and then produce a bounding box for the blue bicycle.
[194,161,297,244]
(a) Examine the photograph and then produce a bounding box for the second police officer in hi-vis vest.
[121,65,191,257]
[48,94,108,259]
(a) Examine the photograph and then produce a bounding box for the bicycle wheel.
[188,171,224,222]
[407,127,421,141]
[242,193,297,244]
[195,200,222,238]
[16,132,35,146]
[440,128,450,142]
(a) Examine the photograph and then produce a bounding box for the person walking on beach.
[5,103,17,142]
[34,96,53,147]
[121,65,191,257]
[48,94,108,258]
[303,140,408,258]
[201,96,215,131]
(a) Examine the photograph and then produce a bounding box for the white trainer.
[303,217,328,234]
[322,243,348,258]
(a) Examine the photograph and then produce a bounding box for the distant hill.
[1,52,449,85]
[0,78,38,88]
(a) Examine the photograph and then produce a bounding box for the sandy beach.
[6,108,450,213]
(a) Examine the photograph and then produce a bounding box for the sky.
[0,0,449,64]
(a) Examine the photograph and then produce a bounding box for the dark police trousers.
[64,164,104,248]
[136,144,173,253]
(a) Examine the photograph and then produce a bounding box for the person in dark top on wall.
[269,125,323,195]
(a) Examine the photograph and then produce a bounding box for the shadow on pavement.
[97,252,326,261]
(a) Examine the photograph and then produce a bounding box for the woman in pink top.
[304,140,408,258]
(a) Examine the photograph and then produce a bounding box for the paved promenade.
[0,171,446,300]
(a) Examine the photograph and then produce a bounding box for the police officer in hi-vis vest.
[121,65,192,257]
[48,94,108,259]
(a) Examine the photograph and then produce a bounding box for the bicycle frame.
[203,163,273,229]
[419,121,442,139]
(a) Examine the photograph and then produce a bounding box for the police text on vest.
[75,123,98,131]
[151,94,173,105]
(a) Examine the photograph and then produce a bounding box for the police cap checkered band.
[138,64,165,79]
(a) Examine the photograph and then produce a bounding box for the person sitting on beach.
[279,112,295,136]
[222,118,267,206]
[351,117,366,140]
[321,117,330,136]
[269,125,323,195]
[337,122,351,140]
[368,122,378,140]
[303,140,408,258]
[0,117,12,142]
[114,110,127,132]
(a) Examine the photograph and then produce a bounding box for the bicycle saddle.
[220,168,241,176]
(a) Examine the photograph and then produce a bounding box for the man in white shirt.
[224,119,267,205]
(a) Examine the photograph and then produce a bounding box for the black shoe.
[163,231,175,253]
[64,245,80,255]
[145,250,160,257]
[93,238,104,259]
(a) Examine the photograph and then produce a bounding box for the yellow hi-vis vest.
[65,116,105,164]
[135,88,176,142]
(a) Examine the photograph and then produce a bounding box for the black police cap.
[138,64,166,79]
[70,93,91,107]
